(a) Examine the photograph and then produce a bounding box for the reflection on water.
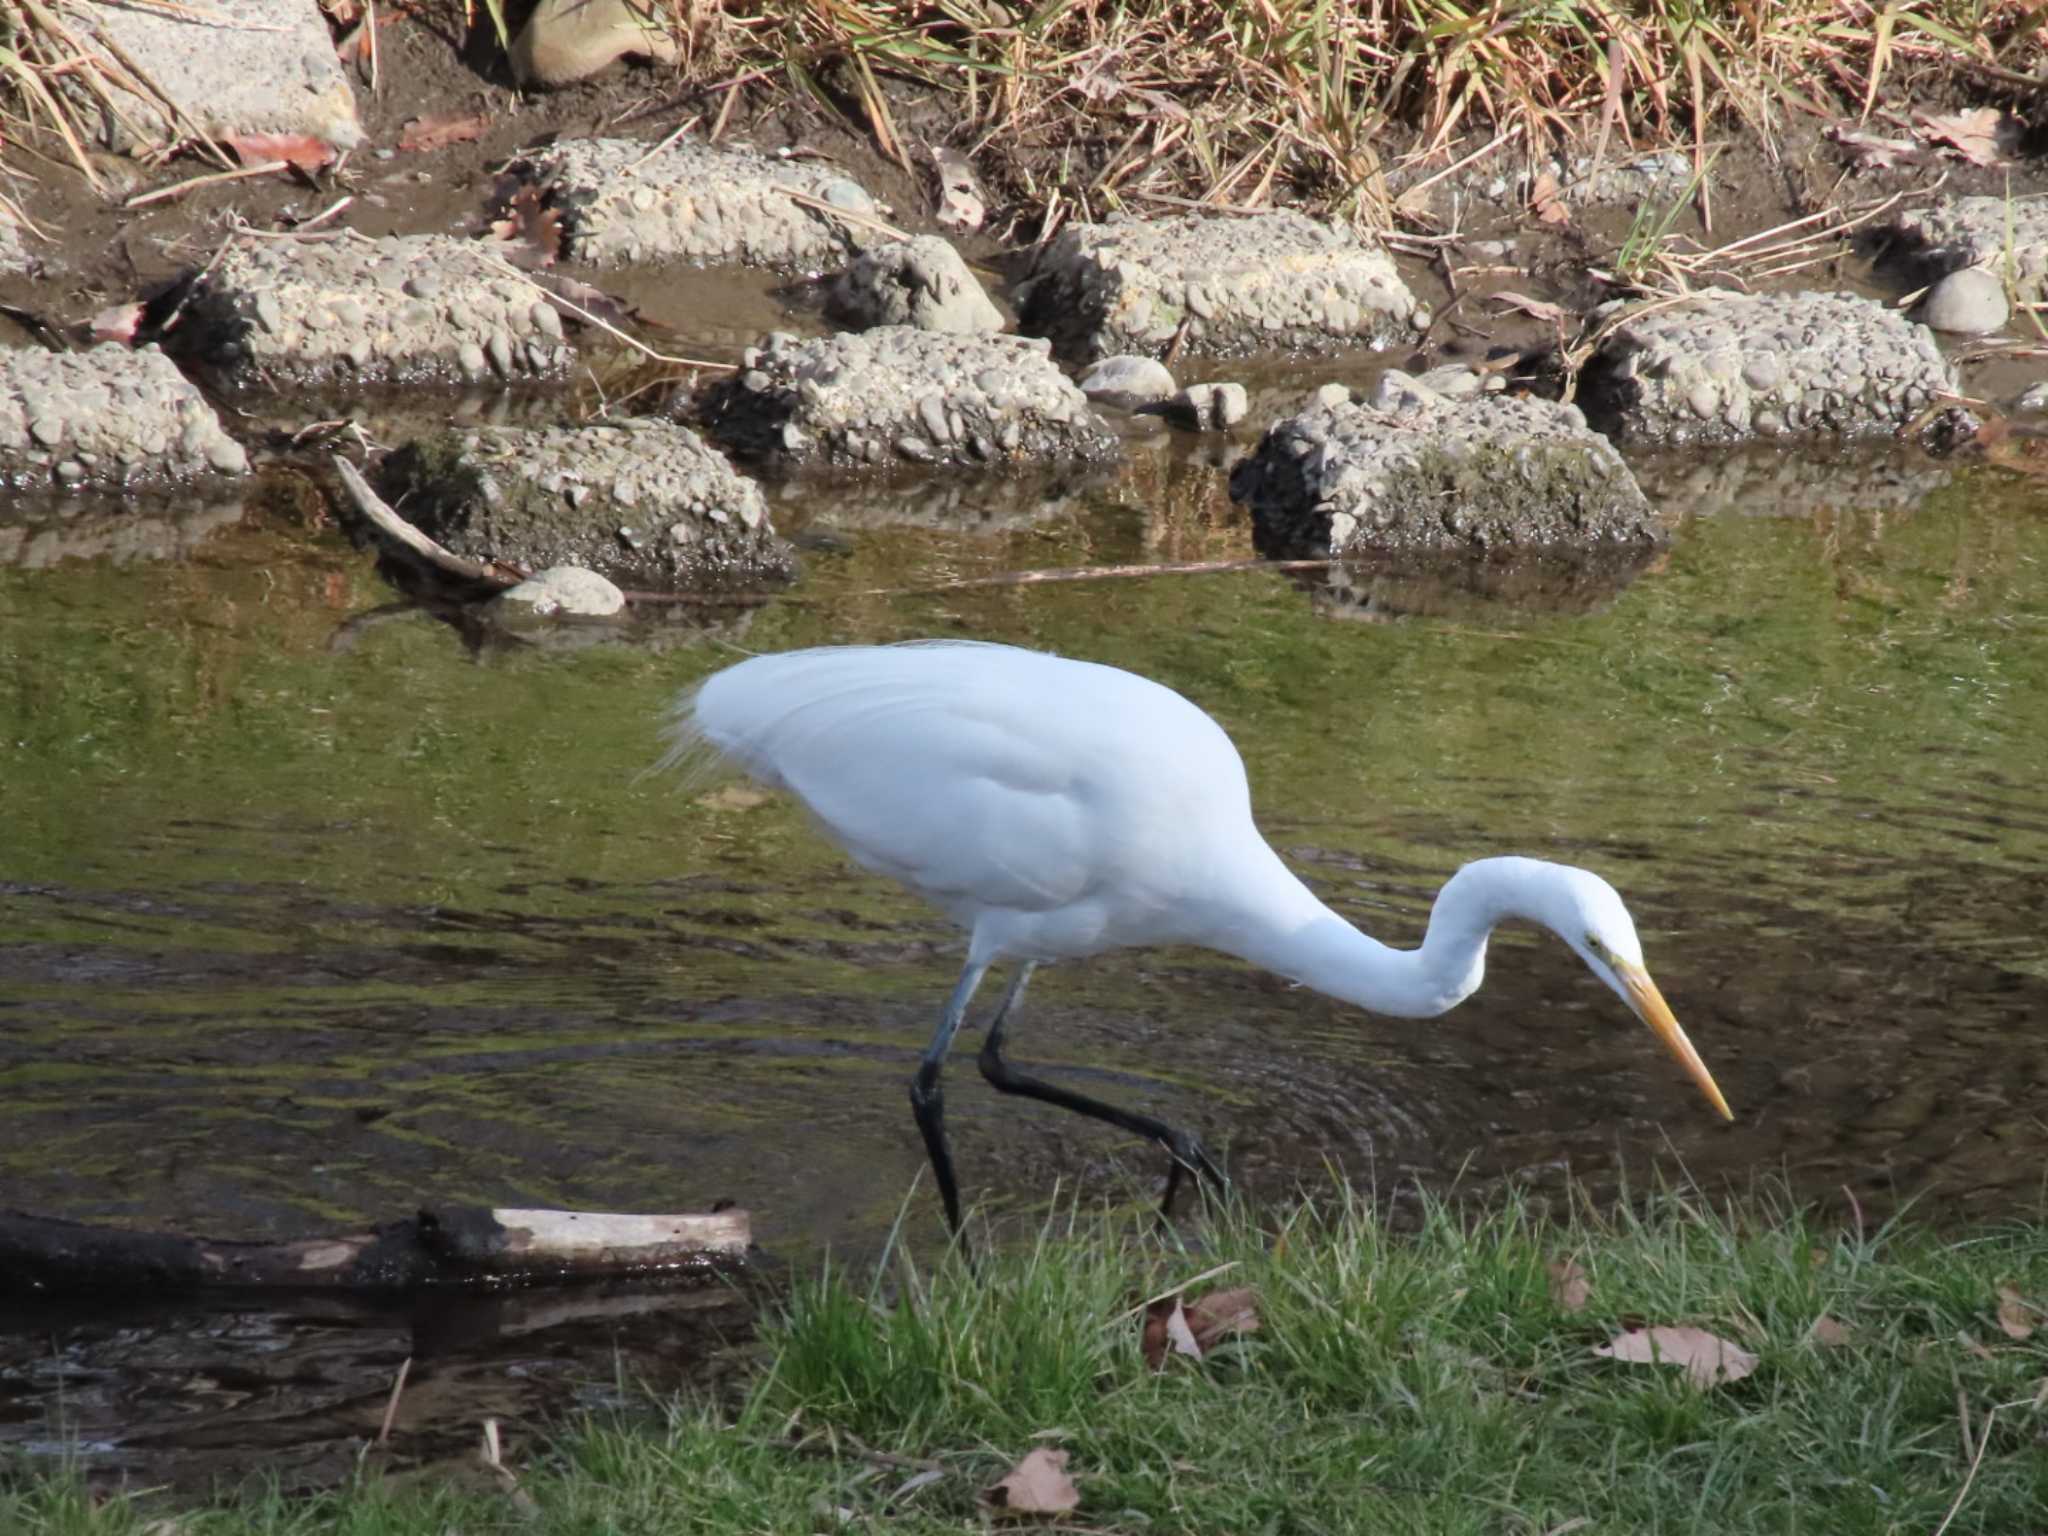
[1,429,2046,1485]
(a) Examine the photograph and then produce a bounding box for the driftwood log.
[0,1205,750,1297]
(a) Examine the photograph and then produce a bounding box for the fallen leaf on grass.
[1529,170,1570,227]
[1141,1285,1260,1368]
[698,784,771,811]
[1958,1330,1995,1361]
[1491,290,1568,327]
[398,113,490,154]
[986,1447,1078,1517]
[1594,1325,1758,1388]
[1916,108,2008,168]
[225,133,336,174]
[1808,1315,1854,1347]
[1996,1285,2037,1341]
[1547,1257,1591,1313]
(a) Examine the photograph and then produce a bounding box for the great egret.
[667,640,1733,1234]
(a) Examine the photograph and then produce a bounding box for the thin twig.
[1930,1404,1995,1536]
[377,1356,411,1444]
[124,160,286,209]
[779,187,909,242]
[330,455,522,587]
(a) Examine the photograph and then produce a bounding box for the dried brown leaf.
[1826,124,1922,171]
[1916,107,2007,167]
[90,302,143,344]
[487,184,565,269]
[1809,1315,1853,1347]
[1593,1325,1758,1388]
[1493,290,1568,327]
[1529,170,1570,227]
[1547,1257,1591,1313]
[1996,1285,2036,1341]
[986,1447,1079,1517]
[930,144,984,233]
[225,133,335,174]
[1141,1296,1202,1368]
[398,113,490,154]
[1184,1286,1260,1351]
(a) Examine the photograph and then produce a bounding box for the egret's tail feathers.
[649,680,741,796]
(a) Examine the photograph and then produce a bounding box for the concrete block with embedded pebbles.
[373,419,794,589]
[174,235,574,386]
[69,0,360,155]
[1230,392,1658,559]
[826,236,1004,334]
[699,328,1118,471]
[1022,211,1420,362]
[1894,196,2048,295]
[0,345,246,490]
[513,138,879,271]
[1578,290,1958,445]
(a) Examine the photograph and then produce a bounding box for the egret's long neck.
[1204,854,1543,1019]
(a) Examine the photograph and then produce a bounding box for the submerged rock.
[0,344,246,490]
[492,565,628,617]
[1023,211,1419,361]
[1077,355,1176,407]
[509,138,878,272]
[171,234,575,387]
[826,236,1004,334]
[374,419,793,590]
[1230,392,1657,560]
[1166,381,1249,431]
[698,327,1117,472]
[1578,289,1960,444]
[69,0,360,155]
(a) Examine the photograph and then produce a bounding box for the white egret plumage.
[666,641,1733,1233]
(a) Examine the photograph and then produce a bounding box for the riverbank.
[10,1187,2044,1533]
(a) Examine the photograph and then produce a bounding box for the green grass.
[7,1187,2047,1533]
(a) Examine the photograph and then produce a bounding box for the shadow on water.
[2,420,2046,1489]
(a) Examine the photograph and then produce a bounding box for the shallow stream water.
[3,408,2046,1488]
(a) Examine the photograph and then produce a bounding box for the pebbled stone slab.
[1023,211,1419,362]
[70,0,360,155]
[172,234,575,387]
[0,344,246,490]
[699,327,1117,472]
[1230,391,1657,559]
[1894,195,2048,297]
[826,236,1003,334]
[374,419,794,590]
[1579,290,1960,445]
[511,138,878,272]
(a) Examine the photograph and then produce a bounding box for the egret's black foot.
[1160,1131,1227,1219]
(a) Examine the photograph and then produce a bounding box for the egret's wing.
[673,644,1125,912]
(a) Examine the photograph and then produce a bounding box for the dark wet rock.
[769,463,1120,533]
[1078,355,1176,407]
[1631,440,1955,522]
[492,565,627,617]
[0,488,243,568]
[1894,196,2048,299]
[1231,392,1658,560]
[511,0,679,86]
[698,327,1117,472]
[374,419,793,589]
[826,236,1003,334]
[1578,290,1960,445]
[1022,211,1419,362]
[1918,268,2008,335]
[171,234,575,387]
[1302,545,1659,622]
[71,0,360,155]
[512,138,877,271]
[1166,381,1248,431]
[0,344,246,490]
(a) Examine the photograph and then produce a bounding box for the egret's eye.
[1585,933,1605,955]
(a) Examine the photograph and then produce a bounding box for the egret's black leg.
[911,961,989,1237]
[975,965,1225,1216]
